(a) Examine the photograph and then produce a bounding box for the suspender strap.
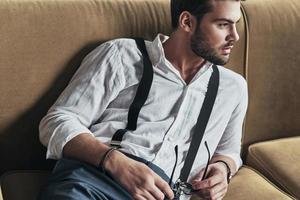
[111,38,153,147]
[179,64,219,182]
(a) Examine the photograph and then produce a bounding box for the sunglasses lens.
[180,182,194,195]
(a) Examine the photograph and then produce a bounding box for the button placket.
[152,86,190,163]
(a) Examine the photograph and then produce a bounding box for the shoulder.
[95,38,145,83]
[216,65,248,106]
[90,38,138,56]
[101,38,141,53]
[99,38,143,62]
[85,38,140,58]
[82,38,143,71]
[217,65,247,91]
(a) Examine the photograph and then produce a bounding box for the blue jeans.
[38,153,176,200]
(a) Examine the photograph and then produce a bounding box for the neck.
[163,32,206,84]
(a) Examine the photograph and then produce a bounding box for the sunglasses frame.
[172,141,211,197]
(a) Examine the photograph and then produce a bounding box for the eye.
[218,23,229,28]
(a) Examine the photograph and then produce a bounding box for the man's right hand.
[104,150,174,200]
[63,133,174,200]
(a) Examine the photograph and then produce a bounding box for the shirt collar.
[147,33,169,67]
[147,33,213,83]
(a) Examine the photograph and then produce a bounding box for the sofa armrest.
[247,136,300,199]
[0,170,50,200]
[191,166,294,200]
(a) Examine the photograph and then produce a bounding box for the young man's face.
[191,0,241,65]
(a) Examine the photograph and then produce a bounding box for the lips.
[221,46,233,55]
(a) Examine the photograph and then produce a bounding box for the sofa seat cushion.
[0,170,50,200]
[247,136,300,199]
[191,166,294,200]
[0,168,294,200]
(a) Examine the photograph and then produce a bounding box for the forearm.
[62,133,111,167]
[63,132,174,199]
[191,154,237,199]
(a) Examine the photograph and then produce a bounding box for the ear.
[178,11,197,33]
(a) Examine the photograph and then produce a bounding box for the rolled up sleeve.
[39,42,124,159]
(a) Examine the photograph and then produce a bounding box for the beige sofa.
[0,0,299,199]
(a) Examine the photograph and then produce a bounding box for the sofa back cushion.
[0,0,171,174]
[241,0,300,155]
[0,0,247,174]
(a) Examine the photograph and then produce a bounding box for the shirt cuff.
[46,127,93,160]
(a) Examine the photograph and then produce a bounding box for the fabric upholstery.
[241,0,300,152]
[191,166,294,200]
[0,171,50,200]
[0,0,247,175]
[223,166,295,200]
[0,0,172,175]
[247,137,300,199]
[1,167,294,200]
[0,0,299,199]
[0,187,2,200]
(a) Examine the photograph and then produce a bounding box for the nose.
[231,24,240,42]
[227,24,240,42]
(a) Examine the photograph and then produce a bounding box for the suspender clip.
[110,140,122,148]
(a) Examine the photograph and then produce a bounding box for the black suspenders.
[110,38,153,147]
[110,38,219,190]
[179,62,219,182]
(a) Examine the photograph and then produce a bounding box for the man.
[39,0,247,199]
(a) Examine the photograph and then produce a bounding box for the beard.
[190,29,231,65]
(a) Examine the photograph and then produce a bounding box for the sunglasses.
[172,141,211,197]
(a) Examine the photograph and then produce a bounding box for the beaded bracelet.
[99,147,118,173]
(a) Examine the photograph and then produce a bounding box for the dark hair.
[171,0,213,29]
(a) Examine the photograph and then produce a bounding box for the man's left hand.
[190,162,229,200]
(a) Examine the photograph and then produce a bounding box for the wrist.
[99,147,118,173]
[214,160,232,183]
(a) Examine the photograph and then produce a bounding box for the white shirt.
[39,34,248,189]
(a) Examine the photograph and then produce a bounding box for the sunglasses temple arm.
[201,141,211,181]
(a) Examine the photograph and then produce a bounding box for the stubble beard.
[190,29,230,66]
